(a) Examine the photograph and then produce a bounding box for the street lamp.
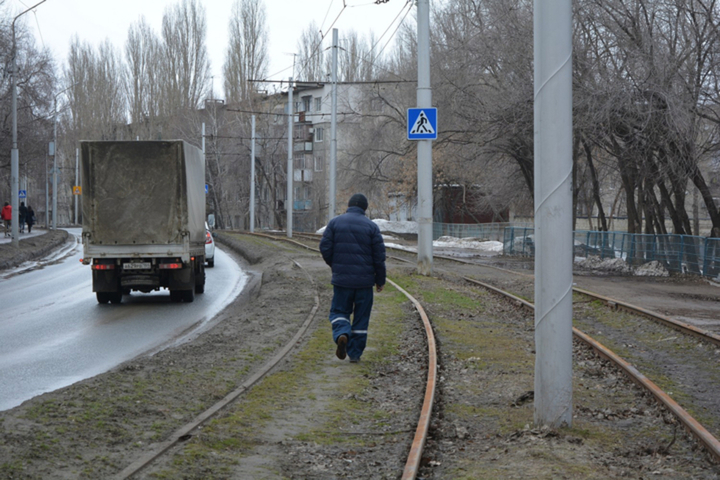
[10,0,47,246]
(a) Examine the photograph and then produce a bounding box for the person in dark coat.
[320,194,386,362]
[19,202,27,233]
[26,205,35,233]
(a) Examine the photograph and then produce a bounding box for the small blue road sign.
[205,184,209,194]
[407,108,437,140]
[18,190,26,199]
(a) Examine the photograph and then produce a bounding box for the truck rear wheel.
[110,292,123,304]
[170,290,183,303]
[97,292,110,304]
[182,289,195,302]
[195,263,205,294]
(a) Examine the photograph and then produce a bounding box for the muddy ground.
[0,229,69,271]
[1,232,719,479]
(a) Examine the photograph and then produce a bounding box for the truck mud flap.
[169,268,194,290]
[93,270,119,293]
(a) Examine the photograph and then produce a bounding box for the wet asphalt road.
[0,229,246,411]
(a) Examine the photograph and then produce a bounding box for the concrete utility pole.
[52,95,58,230]
[287,77,294,238]
[49,82,78,230]
[45,150,49,229]
[250,115,256,233]
[329,28,339,223]
[74,148,79,225]
[11,2,46,244]
[416,0,433,275]
[533,0,574,427]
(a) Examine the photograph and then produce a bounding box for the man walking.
[320,194,386,363]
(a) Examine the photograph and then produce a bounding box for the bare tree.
[338,30,377,82]
[159,0,211,115]
[65,38,126,141]
[125,16,161,131]
[223,0,269,104]
[0,0,55,212]
[296,21,325,82]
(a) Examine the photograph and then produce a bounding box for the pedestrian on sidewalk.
[26,205,35,233]
[1,202,11,237]
[320,194,386,363]
[19,202,27,233]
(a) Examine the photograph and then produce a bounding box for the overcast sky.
[12,0,412,95]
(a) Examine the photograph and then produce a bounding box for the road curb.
[0,229,70,271]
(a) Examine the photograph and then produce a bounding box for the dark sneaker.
[349,357,360,363]
[336,334,348,360]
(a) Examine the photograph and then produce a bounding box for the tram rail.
[239,230,720,468]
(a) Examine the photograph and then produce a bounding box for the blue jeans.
[329,285,374,360]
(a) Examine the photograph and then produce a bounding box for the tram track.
[4,230,718,477]
[381,239,720,463]
[245,231,438,479]
[114,255,322,479]
[216,231,720,469]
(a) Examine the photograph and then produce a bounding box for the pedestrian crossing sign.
[407,108,437,140]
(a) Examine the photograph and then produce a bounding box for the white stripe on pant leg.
[331,317,351,324]
[351,330,368,334]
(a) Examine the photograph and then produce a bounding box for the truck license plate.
[124,262,151,270]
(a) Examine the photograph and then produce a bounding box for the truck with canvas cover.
[80,140,206,304]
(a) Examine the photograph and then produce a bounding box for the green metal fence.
[433,222,532,241]
[503,226,720,277]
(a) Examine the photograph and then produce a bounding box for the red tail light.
[92,264,115,270]
[159,263,183,270]
[205,231,213,244]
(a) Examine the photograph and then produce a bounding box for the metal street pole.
[416,0,433,275]
[287,77,294,238]
[533,0,574,428]
[11,0,47,246]
[329,29,338,223]
[74,148,79,225]
[250,115,256,233]
[52,95,58,230]
[45,151,49,228]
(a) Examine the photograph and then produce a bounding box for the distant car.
[205,223,215,267]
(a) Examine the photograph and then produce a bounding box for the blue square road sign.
[407,108,437,140]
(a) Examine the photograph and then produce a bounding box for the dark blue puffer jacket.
[320,206,386,288]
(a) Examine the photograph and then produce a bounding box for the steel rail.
[246,231,438,479]
[388,279,438,480]
[386,244,720,349]
[114,255,320,479]
[461,275,720,463]
[572,328,720,462]
[572,287,720,348]
[312,230,720,462]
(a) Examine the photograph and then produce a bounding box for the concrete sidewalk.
[0,227,50,245]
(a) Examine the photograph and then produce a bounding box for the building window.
[315,97,322,112]
[315,127,324,142]
[302,95,312,112]
[314,154,324,172]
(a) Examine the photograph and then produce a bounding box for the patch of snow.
[385,243,415,253]
[434,236,504,252]
[373,219,418,234]
[576,255,632,274]
[577,255,670,277]
[316,219,418,236]
[634,260,669,277]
